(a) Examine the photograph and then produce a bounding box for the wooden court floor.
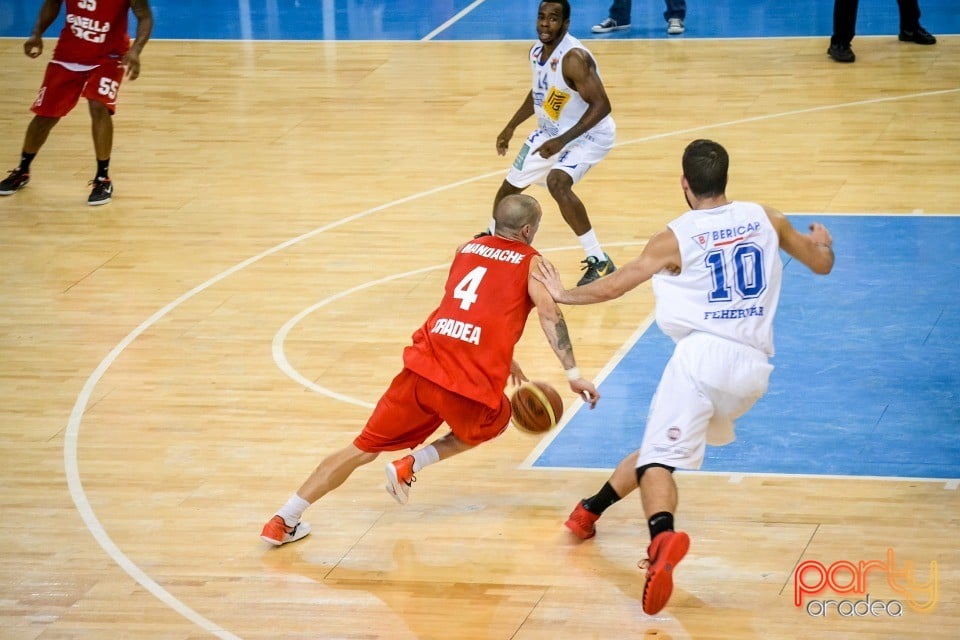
[1,36,958,639]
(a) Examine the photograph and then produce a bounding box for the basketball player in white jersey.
[493,0,617,287]
[533,139,835,615]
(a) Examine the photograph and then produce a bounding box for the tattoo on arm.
[553,316,575,368]
[555,318,572,352]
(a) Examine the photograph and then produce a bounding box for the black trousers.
[831,0,922,46]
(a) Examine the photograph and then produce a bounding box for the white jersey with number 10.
[652,201,784,357]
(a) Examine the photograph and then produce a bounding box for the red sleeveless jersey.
[403,235,539,409]
[53,0,131,65]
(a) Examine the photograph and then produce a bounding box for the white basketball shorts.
[505,128,613,188]
[636,331,774,471]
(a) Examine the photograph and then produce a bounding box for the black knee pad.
[636,462,676,484]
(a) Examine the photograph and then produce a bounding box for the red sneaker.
[564,500,600,540]
[260,515,312,546]
[641,530,690,615]
[385,455,416,504]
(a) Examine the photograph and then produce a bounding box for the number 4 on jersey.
[453,266,487,310]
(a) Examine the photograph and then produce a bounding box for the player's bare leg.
[638,465,678,518]
[24,115,59,154]
[545,169,591,235]
[638,465,689,615]
[87,101,115,204]
[89,101,113,162]
[428,431,475,460]
[0,116,57,195]
[565,449,639,539]
[261,443,377,546]
[546,169,616,285]
[296,443,379,503]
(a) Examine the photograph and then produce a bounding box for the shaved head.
[494,194,542,238]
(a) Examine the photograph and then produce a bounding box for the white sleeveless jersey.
[652,202,783,356]
[529,33,615,142]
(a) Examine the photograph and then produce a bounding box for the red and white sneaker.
[260,515,312,547]
[640,530,690,615]
[384,455,416,504]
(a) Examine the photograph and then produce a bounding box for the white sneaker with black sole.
[592,18,630,34]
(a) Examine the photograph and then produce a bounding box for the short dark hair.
[540,0,571,22]
[682,139,729,198]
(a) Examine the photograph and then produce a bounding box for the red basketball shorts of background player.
[31,59,126,118]
[354,368,512,452]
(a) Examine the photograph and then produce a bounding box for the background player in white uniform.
[534,139,835,615]
[493,0,617,286]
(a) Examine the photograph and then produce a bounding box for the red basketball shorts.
[31,59,126,118]
[354,368,511,452]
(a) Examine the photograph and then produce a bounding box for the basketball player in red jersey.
[0,0,153,205]
[261,194,601,547]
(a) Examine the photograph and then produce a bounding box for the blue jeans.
[608,0,687,24]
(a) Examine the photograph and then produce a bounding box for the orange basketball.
[510,381,564,434]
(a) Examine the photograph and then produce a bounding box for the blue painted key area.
[536,216,960,479]
[3,3,956,480]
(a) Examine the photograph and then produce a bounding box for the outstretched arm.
[765,206,834,275]
[534,229,681,305]
[528,257,599,407]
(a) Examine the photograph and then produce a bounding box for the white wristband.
[565,367,581,381]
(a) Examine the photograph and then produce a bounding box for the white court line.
[527,467,959,487]
[422,0,488,41]
[527,212,960,485]
[64,87,959,639]
[518,313,657,469]
[613,88,960,149]
[64,174,506,640]
[273,241,647,405]
[273,264,441,409]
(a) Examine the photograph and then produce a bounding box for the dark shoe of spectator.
[899,26,936,45]
[827,43,856,63]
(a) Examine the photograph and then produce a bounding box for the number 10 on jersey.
[705,242,766,302]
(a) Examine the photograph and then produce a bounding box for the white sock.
[276,494,311,528]
[578,229,605,261]
[411,445,440,473]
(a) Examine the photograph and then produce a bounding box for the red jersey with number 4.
[54,0,131,65]
[403,236,539,409]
